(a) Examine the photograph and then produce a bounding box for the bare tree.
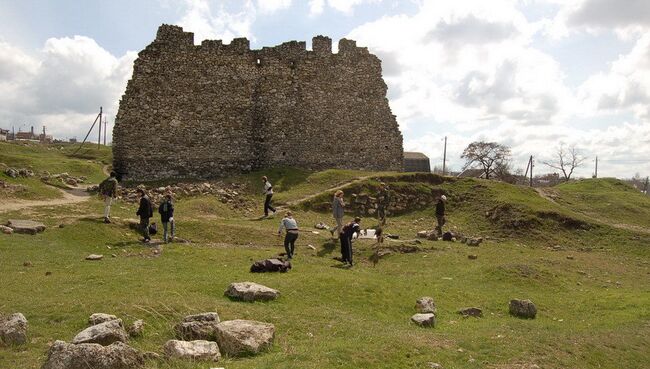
[542,144,586,181]
[461,141,511,179]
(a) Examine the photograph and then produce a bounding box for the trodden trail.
[0,187,92,213]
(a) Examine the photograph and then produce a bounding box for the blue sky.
[1,0,649,178]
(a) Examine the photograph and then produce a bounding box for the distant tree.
[542,144,585,181]
[461,141,511,179]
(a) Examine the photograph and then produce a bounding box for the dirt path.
[0,186,92,213]
[284,175,374,207]
[535,187,650,235]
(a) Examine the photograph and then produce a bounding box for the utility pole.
[442,136,447,175]
[529,155,533,187]
[98,106,103,149]
[103,117,107,146]
[644,176,649,195]
[594,156,598,178]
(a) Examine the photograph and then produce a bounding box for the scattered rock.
[215,320,275,357]
[468,254,478,260]
[4,168,18,178]
[225,282,280,302]
[441,232,453,241]
[417,230,429,238]
[163,339,220,361]
[23,261,33,267]
[386,234,399,239]
[175,312,220,341]
[509,299,537,319]
[314,222,328,229]
[306,244,316,251]
[6,219,46,235]
[127,320,144,337]
[415,297,436,314]
[85,254,103,261]
[41,340,144,369]
[0,313,28,345]
[72,319,129,346]
[566,255,574,260]
[467,238,483,247]
[0,225,13,234]
[88,313,118,326]
[250,258,291,273]
[411,313,436,327]
[427,363,443,369]
[58,224,65,228]
[45,271,52,276]
[458,307,483,318]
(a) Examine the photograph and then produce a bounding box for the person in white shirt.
[262,175,276,217]
[278,211,299,260]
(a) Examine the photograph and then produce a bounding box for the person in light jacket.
[278,211,299,260]
[330,190,345,238]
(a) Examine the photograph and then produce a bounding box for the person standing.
[330,190,345,238]
[435,195,447,236]
[262,176,276,217]
[136,189,153,243]
[340,217,361,267]
[278,211,299,260]
[158,193,175,243]
[376,182,390,226]
[99,171,119,224]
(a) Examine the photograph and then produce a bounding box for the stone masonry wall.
[113,24,403,181]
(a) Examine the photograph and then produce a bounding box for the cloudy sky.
[1,0,649,178]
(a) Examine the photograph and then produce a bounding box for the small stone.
[215,320,275,357]
[224,282,280,302]
[427,363,443,369]
[23,261,33,267]
[163,339,220,361]
[306,244,316,250]
[58,224,66,228]
[88,313,119,326]
[458,307,483,317]
[566,255,574,260]
[468,254,477,260]
[509,299,537,319]
[411,313,435,327]
[111,254,117,258]
[45,271,52,276]
[415,297,436,314]
[0,313,28,345]
[72,319,129,345]
[85,254,103,261]
[0,225,13,234]
[128,320,144,337]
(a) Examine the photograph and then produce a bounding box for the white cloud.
[177,0,256,43]
[0,37,136,142]
[257,0,291,13]
[309,0,381,16]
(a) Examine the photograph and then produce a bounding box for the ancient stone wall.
[113,24,403,181]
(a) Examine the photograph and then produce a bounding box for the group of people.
[98,173,449,266]
[99,172,176,243]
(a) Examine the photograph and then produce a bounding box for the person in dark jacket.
[340,217,361,267]
[158,194,175,243]
[136,189,152,243]
[435,195,447,236]
[376,182,390,226]
[99,171,119,223]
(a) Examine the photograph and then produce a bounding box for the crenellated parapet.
[113,24,403,181]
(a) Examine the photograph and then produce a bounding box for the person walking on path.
[340,217,361,267]
[262,176,276,217]
[99,171,119,224]
[278,211,299,260]
[376,182,390,226]
[330,190,345,238]
[435,195,447,236]
[136,189,153,243]
[158,193,175,243]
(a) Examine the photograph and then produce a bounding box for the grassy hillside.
[0,141,110,200]
[0,151,648,369]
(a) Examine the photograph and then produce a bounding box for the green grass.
[0,152,649,368]
[0,141,109,200]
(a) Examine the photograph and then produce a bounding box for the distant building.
[0,129,8,141]
[403,152,431,172]
[456,168,486,178]
[15,127,39,141]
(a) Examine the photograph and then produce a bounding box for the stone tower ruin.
[113,24,403,180]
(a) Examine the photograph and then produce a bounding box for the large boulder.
[163,340,221,361]
[88,313,118,326]
[174,312,220,341]
[41,340,144,369]
[415,297,436,314]
[411,313,436,327]
[215,320,275,357]
[509,299,537,319]
[224,282,280,302]
[6,219,46,235]
[0,313,28,345]
[250,258,291,273]
[72,319,129,345]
